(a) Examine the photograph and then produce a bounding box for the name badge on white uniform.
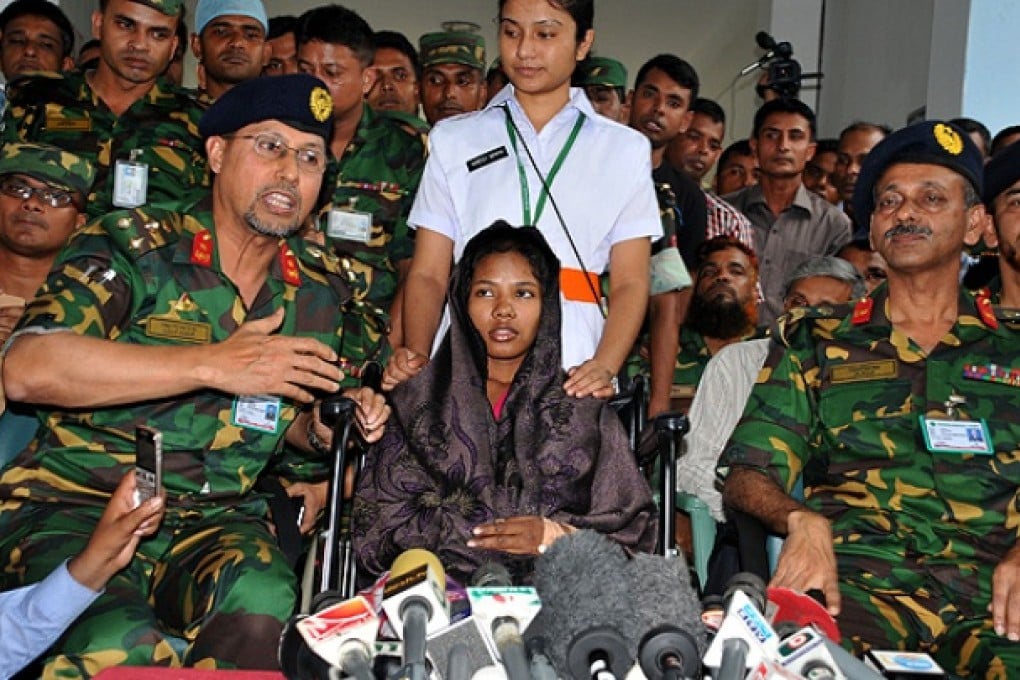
[327,208,372,243]
[233,395,282,434]
[113,152,149,208]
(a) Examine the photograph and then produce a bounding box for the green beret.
[419,31,485,71]
[575,57,628,88]
[0,143,95,198]
[132,0,185,16]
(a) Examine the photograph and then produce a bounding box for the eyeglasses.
[0,177,75,208]
[224,132,327,174]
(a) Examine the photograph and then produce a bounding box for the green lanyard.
[503,108,585,226]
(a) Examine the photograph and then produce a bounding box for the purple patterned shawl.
[352,226,657,583]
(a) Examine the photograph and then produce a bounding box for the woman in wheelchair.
[352,223,656,583]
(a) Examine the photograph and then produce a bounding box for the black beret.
[199,74,334,143]
[983,140,1020,208]
[852,121,984,231]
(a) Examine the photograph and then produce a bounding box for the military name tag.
[327,208,372,243]
[830,359,898,384]
[919,416,993,455]
[146,317,212,344]
[113,159,149,208]
[466,146,509,172]
[45,117,91,132]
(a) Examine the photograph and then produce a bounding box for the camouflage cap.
[200,73,334,142]
[0,143,95,199]
[575,57,628,88]
[419,31,485,71]
[131,0,185,17]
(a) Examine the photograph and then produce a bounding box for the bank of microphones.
[279,535,945,680]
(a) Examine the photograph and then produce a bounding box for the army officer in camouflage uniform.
[0,74,389,677]
[1,0,208,221]
[720,121,1020,675]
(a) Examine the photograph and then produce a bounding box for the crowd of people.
[0,0,1018,677]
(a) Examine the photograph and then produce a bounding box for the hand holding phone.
[134,425,163,507]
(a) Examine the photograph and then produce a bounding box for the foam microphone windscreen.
[628,553,706,680]
[526,530,638,679]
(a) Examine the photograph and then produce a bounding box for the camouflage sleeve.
[717,315,818,494]
[268,443,331,483]
[387,135,427,264]
[14,224,137,341]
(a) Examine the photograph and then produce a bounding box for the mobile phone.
[134,425,163,506]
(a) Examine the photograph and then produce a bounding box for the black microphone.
[756,30,777,50]
[628,553,705,680]
[528,530,638,680]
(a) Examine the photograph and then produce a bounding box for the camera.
[745,31,814,99]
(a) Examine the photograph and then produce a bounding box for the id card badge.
[113,158,149,208]
[919,416,994,455]
[327,208,372,243]
[233,395,282,434]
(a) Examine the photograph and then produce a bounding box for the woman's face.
[498,0,593,99]
[467,250,543,371]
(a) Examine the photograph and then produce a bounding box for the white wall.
[816,0,934,137]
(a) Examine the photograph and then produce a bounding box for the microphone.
[381,549,451,678]
[466,563,541,680]
[774,626,845,679]
[766,587,842,644]
[628,553,704,680]
[768,589,884,680]
[863,650,945,678]
[278,595,379,680]
[528,530,638,680]
[702,573,778,675]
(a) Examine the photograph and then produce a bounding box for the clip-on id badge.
[920,394,993,455]
[113,149,149,208]
[232,395,282,434]
[327,197,372,243]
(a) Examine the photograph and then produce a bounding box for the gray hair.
[783,256,867,299]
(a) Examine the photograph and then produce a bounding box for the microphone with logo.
[702,572,778,679]
[466,562,542,680]
[526,530,639,680]
[381,548,451,680]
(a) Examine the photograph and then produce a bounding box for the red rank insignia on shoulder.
[851,297,873,325]
[279,244,301,286]
[976,290,998,329]
[190,229,213,267]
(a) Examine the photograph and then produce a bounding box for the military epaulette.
[96,207,182,260]
[773,300,855,346]
[993,305,1020,330]
[377,109,431,139]
[5,71,71,102]
[289,239,350,297]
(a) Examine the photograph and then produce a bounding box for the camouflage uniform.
[720,287,1020,676]
[1,71,209,220]
[0,197,382,676]
[317,102,426,378]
